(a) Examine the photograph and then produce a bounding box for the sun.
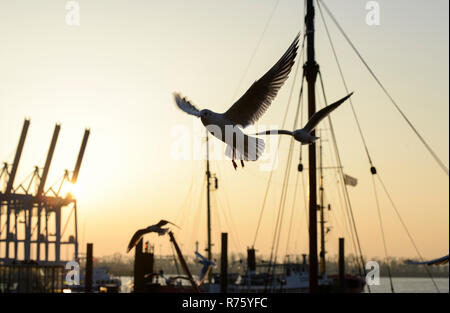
[60,182,82,199]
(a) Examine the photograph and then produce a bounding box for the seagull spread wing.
[195,251,216,284]
[223,33,301,128]
[303,93,353,132]
[195,251,208,262]
[405,255,449,266]
[254,129,294,136]
[127,228,149,253]
[156,219,179,228]
[173,93,201,117]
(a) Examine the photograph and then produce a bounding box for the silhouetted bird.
[405,255,449,266]
[174,33,300,170]
[253,93,353,144]
[195,251,216,284]
[127,220,179,253]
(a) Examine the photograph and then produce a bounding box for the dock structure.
[0,119,89,267]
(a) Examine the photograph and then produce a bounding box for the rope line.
[318,1,441,292]
[318,0,448,176]
[316,0,374,166]
[231,0,281,103]
[318,71,370,292]
[267,76,306,283]
[376,174,440,292]
[371,175,395,293]
[252,38,306,247]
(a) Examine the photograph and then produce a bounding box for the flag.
[344,174,357,187]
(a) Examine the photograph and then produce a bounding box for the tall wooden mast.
[205,131,212,283]
[304,0,319,293]
[319,133,326,275]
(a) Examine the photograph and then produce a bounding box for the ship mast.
[304,0,319,293]
[319,132,326,275]
[205,131,213,283]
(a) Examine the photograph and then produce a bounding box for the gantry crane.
[0,119,89,265]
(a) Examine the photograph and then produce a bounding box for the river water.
[364,277,448,293]
[119,276,449,293]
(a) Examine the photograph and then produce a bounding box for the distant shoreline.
[383,275,449,278]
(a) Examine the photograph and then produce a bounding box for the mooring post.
[85,243,93,293]
[247,248,256,272]
[339,238,345,292]
[220,233,228,293]
[133,239,144,292]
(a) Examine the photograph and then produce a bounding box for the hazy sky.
[0,0,448,261]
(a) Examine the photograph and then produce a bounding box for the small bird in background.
[195,251,216,285]
[253,93,353,144]
[127,220,179,253]
[405,255,449,266]
[174,33,300,170]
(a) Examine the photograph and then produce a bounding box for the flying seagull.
[127,220,179,253]
[174,33,300,170]
[195,251,216,285]
[253,93,353,144]
[405,255,449,266]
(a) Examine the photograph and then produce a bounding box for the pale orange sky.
[0,0,448,261]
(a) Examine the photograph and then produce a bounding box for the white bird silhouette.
[174,33,300,170]
[195,251,216,284]
[253,93,353,144]
[127,220,179,253]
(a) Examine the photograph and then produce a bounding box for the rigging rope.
[317,1,441,292]
[214,161,245,252]
[284,42,308,257]
[376,174,440,292]
[284,158,302,256]
[316,0,374,167]
[188,178,206,250]
[266,82,304,283]
[215,193,241,252]
[212,194,223,238]
[371,175,395,293]
[252,38,306,247]
[322,130,354,242]
[315,84,358,258]
[318,71,370,292]
[267,62,307,292]
[231,0,281,103]
[272,75,305,238]
[269,118,298,276]
[317,0,449,177]
[174,162,197,225]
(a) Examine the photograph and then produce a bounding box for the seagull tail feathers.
[252,130,294,136]
[225,135,265,161]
